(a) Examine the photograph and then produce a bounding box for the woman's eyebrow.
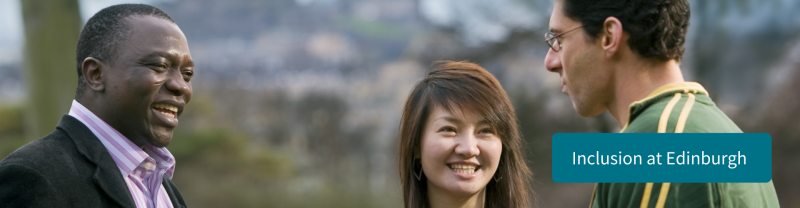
[435,116,463,125]
[436,116,490,126]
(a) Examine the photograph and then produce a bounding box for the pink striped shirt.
[68,100,175,208]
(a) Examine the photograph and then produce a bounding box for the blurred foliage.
[745,63,800,206]
[0,104,25,159]
[163,93,399,208]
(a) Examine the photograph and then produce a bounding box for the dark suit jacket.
[0,115,186,208]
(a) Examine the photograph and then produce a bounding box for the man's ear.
[601,16,624,58]
[81,57,106,92]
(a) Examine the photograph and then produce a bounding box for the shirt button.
[144,162,154,170]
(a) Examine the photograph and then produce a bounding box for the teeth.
[153,104,178,113]
[159,111,176,118]
[448,164,478,174]
[153,103,178,118]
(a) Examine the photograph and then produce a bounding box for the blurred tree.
[754,62,800,207]
[296,92,349,169]
[688,0,794,107]
[20,0,81,140]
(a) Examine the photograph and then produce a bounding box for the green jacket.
[590,82,780,208]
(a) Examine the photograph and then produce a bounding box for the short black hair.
[563,0,690,62]
[74,4,175,99]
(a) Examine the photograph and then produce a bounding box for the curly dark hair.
[74,4,175,99]
[563,0,690,62]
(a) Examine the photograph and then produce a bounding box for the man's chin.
[573,102,605,118]
[147,131,174,147]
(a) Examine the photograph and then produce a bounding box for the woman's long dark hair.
[398,61,534,208]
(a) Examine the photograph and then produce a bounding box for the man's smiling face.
[104,15,194,147]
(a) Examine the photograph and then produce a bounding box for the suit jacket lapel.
[57,115,136,208]
[162,175,186,208]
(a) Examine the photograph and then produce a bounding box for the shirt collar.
[634,82,708,103]
[620,82,708,132]
[67,100,175,178]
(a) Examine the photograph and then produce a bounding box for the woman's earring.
[413,159,423,181]
[494,174,502,182]
[494,160,503,182]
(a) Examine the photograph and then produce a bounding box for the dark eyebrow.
[441,116,464,125]
[438,116,490,126]
[143,51,194,67]
[143,51,176,60]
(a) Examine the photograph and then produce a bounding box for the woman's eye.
[438,126,456,133]
[478,128,494,134]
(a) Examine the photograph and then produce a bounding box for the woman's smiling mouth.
[448,163,479,174]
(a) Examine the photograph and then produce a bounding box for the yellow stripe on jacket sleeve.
[655,183,672,208]
[652,92,696,208]
[674,93,696,133]
[640,183,654,208]
[645,92,692,208]
[657,93,683,133]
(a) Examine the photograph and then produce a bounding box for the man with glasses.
[544,0,779,207]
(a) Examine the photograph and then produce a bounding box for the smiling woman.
[398,61,534,208]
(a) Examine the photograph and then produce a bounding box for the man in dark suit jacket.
[0,4,194,208]
[0,115,185,207]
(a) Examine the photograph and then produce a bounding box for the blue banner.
[551,133,771,183]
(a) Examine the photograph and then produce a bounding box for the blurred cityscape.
[1,0,800,207]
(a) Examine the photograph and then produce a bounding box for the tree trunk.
[20,0,82,140]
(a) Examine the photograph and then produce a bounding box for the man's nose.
[545,48,562,73]
[165,72,191,96]
[454,133,480,157]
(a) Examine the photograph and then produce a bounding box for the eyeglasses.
[544,25,582,52]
